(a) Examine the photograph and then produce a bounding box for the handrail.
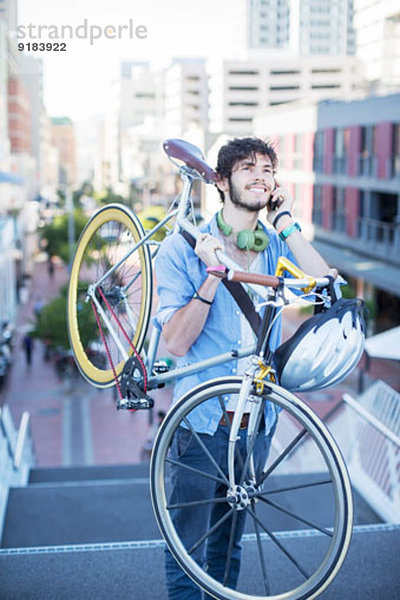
[13,411,31,469]
[342,393,400,447]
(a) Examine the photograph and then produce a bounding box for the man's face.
[226,153,275,212]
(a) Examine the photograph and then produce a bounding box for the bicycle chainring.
[118,356,153,410]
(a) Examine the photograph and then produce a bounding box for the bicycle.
[67,139,357,599]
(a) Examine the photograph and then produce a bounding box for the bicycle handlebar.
[207,265,332,291]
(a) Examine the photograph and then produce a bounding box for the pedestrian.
[23,334,34,367]
[154,137,333,599]
[48,256,55,279]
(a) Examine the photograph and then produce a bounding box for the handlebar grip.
[229,271,281,288]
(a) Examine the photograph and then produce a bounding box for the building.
[210,54,364,134]
[253,93,400,331]
[231,0,355,55]
[50,117,76,187]
[354,0,400,94]
[164,58,209,137]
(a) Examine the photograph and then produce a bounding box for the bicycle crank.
[118,356,154,410]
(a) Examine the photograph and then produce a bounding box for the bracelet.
[279,222,301,241]
[272,210,292,229]
[193,291,213,306]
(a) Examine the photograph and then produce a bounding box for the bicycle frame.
[81,163,335,495]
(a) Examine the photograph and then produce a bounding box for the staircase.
[1,463,400,600]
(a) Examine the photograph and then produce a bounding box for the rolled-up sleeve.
[153,234,196,330]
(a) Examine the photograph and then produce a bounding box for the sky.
[17,0,233,120]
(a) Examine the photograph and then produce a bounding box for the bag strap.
[179,230,261,336]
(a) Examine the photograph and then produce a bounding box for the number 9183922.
[18,42,67,51]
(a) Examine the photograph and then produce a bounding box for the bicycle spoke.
[256,495,334,537]
[260,478,332,495]
[250,499,271,595]
[188,507,234,556]
[165,457,227,486]
[223,511,238,587]
[183,417,230,487]
[167,497,227,510]
[246,506,310,579]
[257,427,308,486]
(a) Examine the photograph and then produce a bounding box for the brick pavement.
[1,256,399,468]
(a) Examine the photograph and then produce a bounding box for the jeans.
[165,422,274,600]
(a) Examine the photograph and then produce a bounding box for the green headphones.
[217,211,269,252]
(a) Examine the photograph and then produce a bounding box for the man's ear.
[215,175,229,194]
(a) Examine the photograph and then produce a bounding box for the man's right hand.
[195,233,225,267]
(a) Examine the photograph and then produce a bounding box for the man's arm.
[267,181,330,277]
[162,233,223,357]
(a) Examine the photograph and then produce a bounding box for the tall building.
[232,0,355,56]
[209,54,364,134]
[164,58,209,137]
[354,0,400,93]
[50,117,76,187]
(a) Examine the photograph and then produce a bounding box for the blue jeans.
[165,422,274,600]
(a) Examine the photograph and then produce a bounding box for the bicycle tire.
[67,203,152,387]
[150,377,353,600]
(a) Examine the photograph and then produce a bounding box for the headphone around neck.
[216,211,269,252]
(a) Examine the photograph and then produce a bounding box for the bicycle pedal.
[117,395,154,410]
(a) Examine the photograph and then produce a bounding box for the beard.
[228,178,267,213]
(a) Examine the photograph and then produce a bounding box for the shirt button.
[232,368,236,374]
[236,310,240,315]
[238,340,241,344]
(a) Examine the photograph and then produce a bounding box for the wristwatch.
[279,222,301,241]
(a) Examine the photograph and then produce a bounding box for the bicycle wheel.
[151,377,353,600]
[67,203,152,387]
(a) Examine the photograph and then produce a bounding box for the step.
[1,472,381,549]
[1,479,158,548]
[28,463,150,483]
[0,524,398,599]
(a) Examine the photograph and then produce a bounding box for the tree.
[39,209,88,264]
[33,284,98,351]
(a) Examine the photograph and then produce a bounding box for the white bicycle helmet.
[274,298,366,393]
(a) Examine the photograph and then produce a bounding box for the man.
[154,137,331,599]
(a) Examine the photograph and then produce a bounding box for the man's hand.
[195,233,225,267]
[266,178,294,226]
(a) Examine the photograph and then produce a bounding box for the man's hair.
[215,137,278,202]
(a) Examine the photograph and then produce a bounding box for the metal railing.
[341,381,400,523]
[270,380,400,523]
[357,217,400,260]
[0,404,35,538]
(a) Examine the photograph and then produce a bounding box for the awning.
[0,171,24,185]
[365,326,400,361]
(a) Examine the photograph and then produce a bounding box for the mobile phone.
[268,185,282,211]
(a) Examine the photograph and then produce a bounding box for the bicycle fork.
[227,361,264,510]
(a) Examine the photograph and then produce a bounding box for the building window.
[228,86,259,91]
[359,126,374,176]
[332,187,346,232]
[333,128,349,174]
[228,102,259,106]
[313,131,324,172]
[392,123,400,177]
[269,86,300,91]
[312,185,323,226]
[228,70,259,76]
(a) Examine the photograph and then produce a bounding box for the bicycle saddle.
[163,139,218,184]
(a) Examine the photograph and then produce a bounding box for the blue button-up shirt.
[153,214,298,435]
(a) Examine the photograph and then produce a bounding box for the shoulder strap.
[179,230,261,336]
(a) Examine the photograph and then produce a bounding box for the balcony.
[357,217,400,259]
[314,217,400,267]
